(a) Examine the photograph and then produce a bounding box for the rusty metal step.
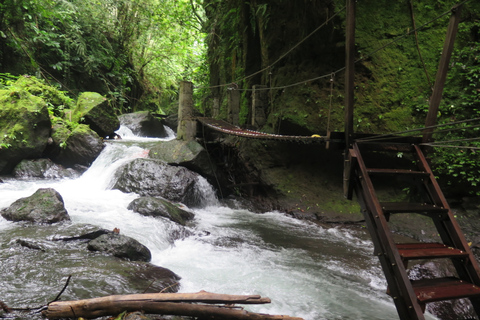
[412,277,480,304]
[397,243,469,261]
[380,202,448,215]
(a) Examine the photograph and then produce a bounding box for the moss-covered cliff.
[201,0,480,194]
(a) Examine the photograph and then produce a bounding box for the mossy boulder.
[10,76,74,117]
[149,139,228,193]
[0,188,70,224]
[119,111,167,137]
[73,92,120,138]
[0,88,51,174]
[54,124,105,168]
[127,196,194,226]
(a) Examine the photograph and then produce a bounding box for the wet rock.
[73,92,120,138]
[461,196,480,215]
[128,196,194,226]
[163,114,178,133]
[119,111,167,138]
[113,158,203,207]
[53,124,105,168]
[15,239,46,251]
[53,229,111,242]
[87,232,151,262]
[149,139,228,193]
[0,88,51,174]
[124,311,152,320]
[12,158,77,179]
[0,188,70,224]
[127,262,181,293]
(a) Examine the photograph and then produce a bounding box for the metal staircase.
[345,141,480,320]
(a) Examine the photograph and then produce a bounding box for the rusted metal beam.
[344,0,355,149]
[423,4,463,143]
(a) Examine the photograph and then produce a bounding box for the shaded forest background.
[1,0,480,194]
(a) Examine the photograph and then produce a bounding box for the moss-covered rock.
[127,196,194,226]
[0,87,51,174]
[73,92,120,138]
[54,124,104,167]
[10,76,74,117]
[0,188,70,224]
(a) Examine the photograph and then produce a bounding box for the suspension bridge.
[177,1,480,319]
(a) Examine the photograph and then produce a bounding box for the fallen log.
[42,291,304,320]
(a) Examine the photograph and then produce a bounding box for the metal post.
[423,4,462,143]
[344,0,356,197]
[344,0,356,149]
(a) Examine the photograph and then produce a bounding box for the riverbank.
[211,135,480,255]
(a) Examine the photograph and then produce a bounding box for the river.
[0,126,438,320]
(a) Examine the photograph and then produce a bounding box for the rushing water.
[0,126,439,320]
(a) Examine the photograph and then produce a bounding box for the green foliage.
[0,73,18,88]
[1,0,206,113]
[429,13,480,194]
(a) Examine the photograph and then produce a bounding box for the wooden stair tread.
[380,202,448,214]
[396,243,469,260]
[412,277,480,303]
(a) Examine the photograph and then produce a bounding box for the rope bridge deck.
[197,117,328,143]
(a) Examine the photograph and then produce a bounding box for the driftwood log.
[42,290,304,320]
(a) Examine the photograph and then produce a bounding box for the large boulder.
[119,111,167,137]
[112,158,203,207]
[0,88,51,174]
[1,188,70,224]
[87,232,151,262]
[53,124,105,167]
[128,196,194,226]
[13,158,77,179]
[149,139,227,193]
[73,92,120,138]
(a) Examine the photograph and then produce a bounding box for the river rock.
[53,124,105,168]
[163,114,178,133]
[73,92,120,138]
[119,111,167,137]
[12,158,77,179]
[87,232,152,262]
[1,188,70,224]
[124,312,151,320]
[149,139,227,193]
[113,158,203,207]
[0,88,51,174]
[128,196,194,226]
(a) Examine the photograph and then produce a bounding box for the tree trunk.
[42,291,303,320]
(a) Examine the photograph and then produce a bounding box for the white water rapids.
[0,126,439,320]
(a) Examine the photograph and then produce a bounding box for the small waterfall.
[191,175,220,208]
[116,124,176,141]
